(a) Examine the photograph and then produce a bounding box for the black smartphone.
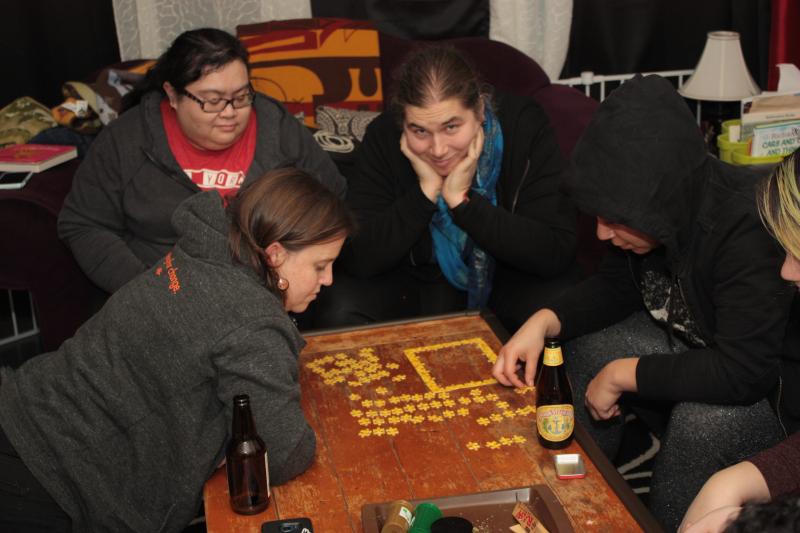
[261,517,313,533]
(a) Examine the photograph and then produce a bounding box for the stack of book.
[740,92,800,158]
[0,144,78,189]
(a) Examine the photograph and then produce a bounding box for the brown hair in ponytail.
[227,168,355,300]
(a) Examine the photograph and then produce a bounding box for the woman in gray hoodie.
[0,167,354,532]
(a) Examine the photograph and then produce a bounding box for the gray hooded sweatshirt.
[0,191,315,532]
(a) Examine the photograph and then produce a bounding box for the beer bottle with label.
[226,394,270,514]
[535,338,574,449]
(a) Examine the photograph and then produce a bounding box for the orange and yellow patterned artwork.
[238,18,383,127]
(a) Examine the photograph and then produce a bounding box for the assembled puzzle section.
[303,333,537,453]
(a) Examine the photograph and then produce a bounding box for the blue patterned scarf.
[429,105,503,308]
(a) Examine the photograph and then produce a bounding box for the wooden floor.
[205,312,660,533]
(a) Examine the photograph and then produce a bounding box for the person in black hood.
[493,75,796,530]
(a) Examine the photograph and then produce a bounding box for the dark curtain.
[311,0,489,40]
[561,0,772,89]
[768,0,800,90]
[3,0,120,109]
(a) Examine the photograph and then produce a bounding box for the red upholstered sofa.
[0,29,601,353]
[0,159,105,352]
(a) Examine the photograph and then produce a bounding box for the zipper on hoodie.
[776,375,788,437]
[510,158,531,214]
[142,148,199,193]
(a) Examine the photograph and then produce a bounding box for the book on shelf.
[750,119,800,157]
[0,143,78,173]
[740,91,800,138]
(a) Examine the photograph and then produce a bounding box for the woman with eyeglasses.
[58,28,346,294]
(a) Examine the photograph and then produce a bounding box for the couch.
[0,159,105,352]
[0,22,602,354]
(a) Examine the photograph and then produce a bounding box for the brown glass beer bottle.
[226,394,270,514]
[535,338,574,449]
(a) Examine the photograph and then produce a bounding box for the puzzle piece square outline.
[404,337,497,392]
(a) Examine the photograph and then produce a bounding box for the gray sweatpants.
[564,311,784,531]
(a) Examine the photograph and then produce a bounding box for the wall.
[2,0,120,109]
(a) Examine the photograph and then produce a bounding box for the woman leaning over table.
[58,27,345,294]
[679,151,800,533]
[310,44,578,332]
[0,168,355,532]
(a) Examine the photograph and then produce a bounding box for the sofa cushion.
[315,105,379,143]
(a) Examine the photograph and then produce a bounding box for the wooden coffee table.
[204,311,662,532]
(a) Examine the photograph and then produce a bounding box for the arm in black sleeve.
[636,222,793,405]
[549,247,645,339]
[450,101,576,277]
[339,115,437,278]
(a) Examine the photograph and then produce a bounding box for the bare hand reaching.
[493,309,561,388]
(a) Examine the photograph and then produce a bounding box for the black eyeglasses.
[180,87,255,113]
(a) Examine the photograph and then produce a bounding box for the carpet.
[614,414,660,506]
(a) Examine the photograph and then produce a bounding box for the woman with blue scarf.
[311,44,579,331]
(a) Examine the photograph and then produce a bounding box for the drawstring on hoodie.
[665,276,679,352]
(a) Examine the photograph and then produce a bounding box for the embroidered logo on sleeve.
[154,252,182,294]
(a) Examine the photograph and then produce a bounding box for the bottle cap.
[408,502,442,532]
[430,516,473,533]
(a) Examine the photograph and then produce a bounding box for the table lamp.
[679,31,760,155]
[679,31,760,101]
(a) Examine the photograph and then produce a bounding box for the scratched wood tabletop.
[205,312,661,533]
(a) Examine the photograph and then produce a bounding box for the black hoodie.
[551,75,799,432]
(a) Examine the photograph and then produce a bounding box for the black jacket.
[551,75,798,430]
[339,92,576,281]
[58,91,346,293]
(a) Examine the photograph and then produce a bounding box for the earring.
[277,277,289,291]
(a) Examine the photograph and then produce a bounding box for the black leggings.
[565,312,784,531]
[0,422,72,533]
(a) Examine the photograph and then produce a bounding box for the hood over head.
[563,74,709,256]
[172,191,231,264]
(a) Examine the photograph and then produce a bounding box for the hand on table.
[493,309,561,388]
[401,132,443,203]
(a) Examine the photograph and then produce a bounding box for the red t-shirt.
[160,99,257,200]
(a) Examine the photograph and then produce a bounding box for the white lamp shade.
[679,31,760,101]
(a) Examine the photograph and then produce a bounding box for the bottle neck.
[542,345,564,366]
[232,399,257,439]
